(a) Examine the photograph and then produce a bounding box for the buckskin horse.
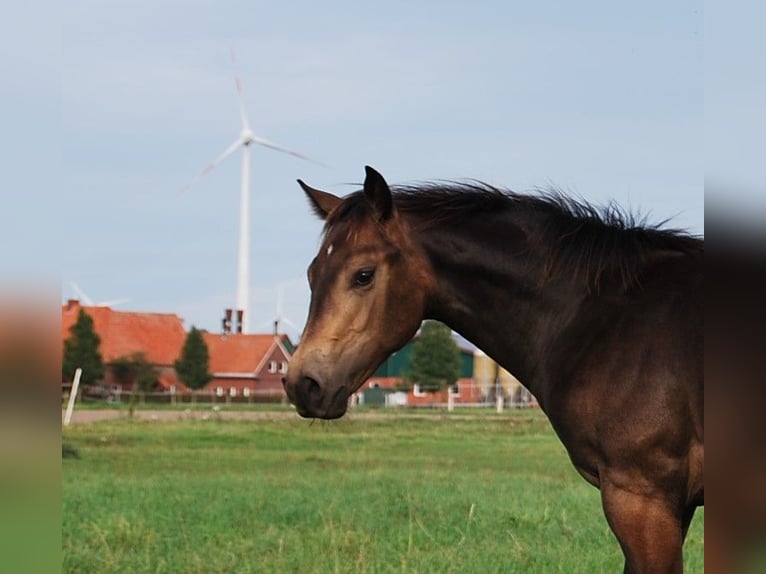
[283,166,703,573]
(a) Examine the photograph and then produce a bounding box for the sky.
[3,1,707,338]
[705,0,766,221]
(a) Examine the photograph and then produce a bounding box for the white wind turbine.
[254,279,304,337]
[68,280,130,308]
[181,50,325,334]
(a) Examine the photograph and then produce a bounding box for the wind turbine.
[181,50,325,334]
[254,280,304,337]
[68,280,130,308]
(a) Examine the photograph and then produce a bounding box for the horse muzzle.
[282,372,349,420]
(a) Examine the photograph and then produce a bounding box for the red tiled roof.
[203,332,290,374]
[61,300,186,366]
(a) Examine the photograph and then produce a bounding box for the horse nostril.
[304,376,322,402]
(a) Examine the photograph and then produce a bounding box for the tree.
[62,309,104,384]
[174,327,212,390]
[109,352,159,393]
[407,321,461,393]
[110,352,159,418]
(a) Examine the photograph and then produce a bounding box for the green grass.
[62,411,704,573]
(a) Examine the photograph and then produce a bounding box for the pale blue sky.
[3,1,706,336]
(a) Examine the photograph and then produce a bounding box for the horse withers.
[283,166,703,573]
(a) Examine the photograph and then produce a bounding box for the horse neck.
[414,212,587,395]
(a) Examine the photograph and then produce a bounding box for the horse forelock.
[320,190,405,251]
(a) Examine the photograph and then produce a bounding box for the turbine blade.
[69,281,94,306]
[97,298,130,308]
[253,319,274,332]
[281,317,302,332]
[178,138,245,194]
[230,46,251,130]
[251,135,329,168]
[234,75,251,130]
[276,287,284,317]
[208,137,246,168]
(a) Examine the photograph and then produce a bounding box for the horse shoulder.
[540,269,702,498]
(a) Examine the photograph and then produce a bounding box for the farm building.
[473,350,535,407]
[360,334,534,407]
[61,300,293,399]
[201,332,292,400]
[61,299,187,393]
[62,299,532,408]
[371,339,474,379]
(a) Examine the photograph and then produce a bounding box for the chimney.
[222,308,233,335]
[236,309,244,334]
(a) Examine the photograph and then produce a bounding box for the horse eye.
[353,268,375,287]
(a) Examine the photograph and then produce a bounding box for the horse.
[283,166,703,573]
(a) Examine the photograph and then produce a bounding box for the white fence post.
[63,368,82,426]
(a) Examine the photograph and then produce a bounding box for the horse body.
[284,166,703,573]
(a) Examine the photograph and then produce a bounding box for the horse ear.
[363,165,393,222]
[298,180,342,220]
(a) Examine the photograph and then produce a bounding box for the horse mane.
[326,181,703,292]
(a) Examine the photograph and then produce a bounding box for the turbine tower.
[181,50,325,334]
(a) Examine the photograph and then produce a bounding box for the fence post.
[63,368,82,426]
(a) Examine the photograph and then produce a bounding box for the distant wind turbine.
[69,281,130,308]
[254,280,304,337]
[180,49,326,334]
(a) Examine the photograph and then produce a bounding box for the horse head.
[283,166,432,418]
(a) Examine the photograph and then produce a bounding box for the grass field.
[62,410,704,573]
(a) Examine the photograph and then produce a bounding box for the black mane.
[327,181,703,291]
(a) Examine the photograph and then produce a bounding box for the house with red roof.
[61,300,532,409]
[201,332,292,400]
[62,299,188,392]
[61,300,293,398]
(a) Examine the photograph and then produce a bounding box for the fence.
[65,387,287,406]
[64,380,536,410]
[358,379,537,411]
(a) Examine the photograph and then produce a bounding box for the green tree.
[62,309,104,384]
[110,352,159,418]
[407,321,461,393]
[174,327,212,389]
[109,352,159,393]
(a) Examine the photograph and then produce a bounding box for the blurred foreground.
[706,199,766,573]
[0,284,61,572]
